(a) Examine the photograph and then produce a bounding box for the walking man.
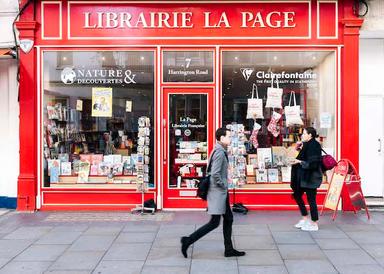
[181,127,246,258]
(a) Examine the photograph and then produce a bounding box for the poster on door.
[92,87,113,117]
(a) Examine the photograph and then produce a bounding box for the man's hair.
[215,127,229,141]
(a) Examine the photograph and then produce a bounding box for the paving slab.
[190,259,238,274]
[233,224,271,236]
[92,260,144,274]
[13,244,68,262]
[83,226,124,236]
[235,235,277,250]
[323,249,378,266]
[146,247,191,267]
[272,231,315,244]
[114,232,156,243]
[278,245,327,260]
[45,271,91,274]
[3,226,53,240]
[237,250,284,266]
[0,239,34,259]
[238,265,288,274]
[1,210,384,273]
[0,261,51,274]
[122,224,159,233]
[284,260,338,274]
[360,244,384,259]
[314,238,360,250]
[67,235,115,252]
[152,236,181,247]
[335,264,384,274]
[103,243,151,261]
[192,240,236,260]
[141,265,190,274]
[346,231,384,244]
[36,231,82,245]
[48,251,104,271]
[0,258,10,269]
[49,225,89,233]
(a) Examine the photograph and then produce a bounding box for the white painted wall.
[0,59,19,199]
[360,39,384,96]
[0,0,19,203]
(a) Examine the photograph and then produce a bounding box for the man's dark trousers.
[188,194,233,251]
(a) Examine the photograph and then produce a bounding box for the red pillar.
[340,9,364,211]
[15,4,38,211]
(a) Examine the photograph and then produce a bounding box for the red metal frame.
[15,0,363,211]
[161,87,215,209]
[321,159,370,220]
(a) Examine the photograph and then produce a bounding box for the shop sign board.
[68,2,311,39]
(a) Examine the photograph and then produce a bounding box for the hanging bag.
[265,74,283,109]
[196,150,216,200]
[284,91,303,126]
[246,84,264,119]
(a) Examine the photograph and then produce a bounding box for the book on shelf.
[60,162,72,176]
[268,168,279,183]
[91,154,103,165]
[48,159,61,176]
[50,166,60,183]
[281,166,292,182]
[77,161,90,183]
[256,169,268,183]
[257,148,272,169]
[90,164,98,176]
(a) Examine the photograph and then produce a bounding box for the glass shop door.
[162,87,214,209]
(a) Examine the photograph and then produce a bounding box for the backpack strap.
[206,149,229,173]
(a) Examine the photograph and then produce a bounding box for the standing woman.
[291,127,323,231]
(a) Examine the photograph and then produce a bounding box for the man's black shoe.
[224,249,246,257]
[180,236,190,258]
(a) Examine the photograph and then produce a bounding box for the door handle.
[163,119,167,164]
[379,138,382,153]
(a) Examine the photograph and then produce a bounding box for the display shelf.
[58,175,137,184]
[181,175,203,179]
[237,183,329,190]
[174,160,208,164]
[49,183,142,189]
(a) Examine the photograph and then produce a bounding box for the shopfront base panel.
[41,190,157,211]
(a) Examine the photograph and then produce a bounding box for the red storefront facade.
[16,0,362,211]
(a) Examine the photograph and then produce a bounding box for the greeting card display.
[226,123,247,188]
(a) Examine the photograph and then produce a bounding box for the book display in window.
[43,100,144,186]
[173,141,208,189]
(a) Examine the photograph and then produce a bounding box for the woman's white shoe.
[294,219,308,229]
[301,222,319,231]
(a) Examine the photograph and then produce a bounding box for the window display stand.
[131,116,154,215]
[131,182,155,215]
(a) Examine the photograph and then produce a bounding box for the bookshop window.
[222,51,336,186]
[42,51,155,188]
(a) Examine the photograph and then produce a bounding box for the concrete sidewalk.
[0,210,383,274]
